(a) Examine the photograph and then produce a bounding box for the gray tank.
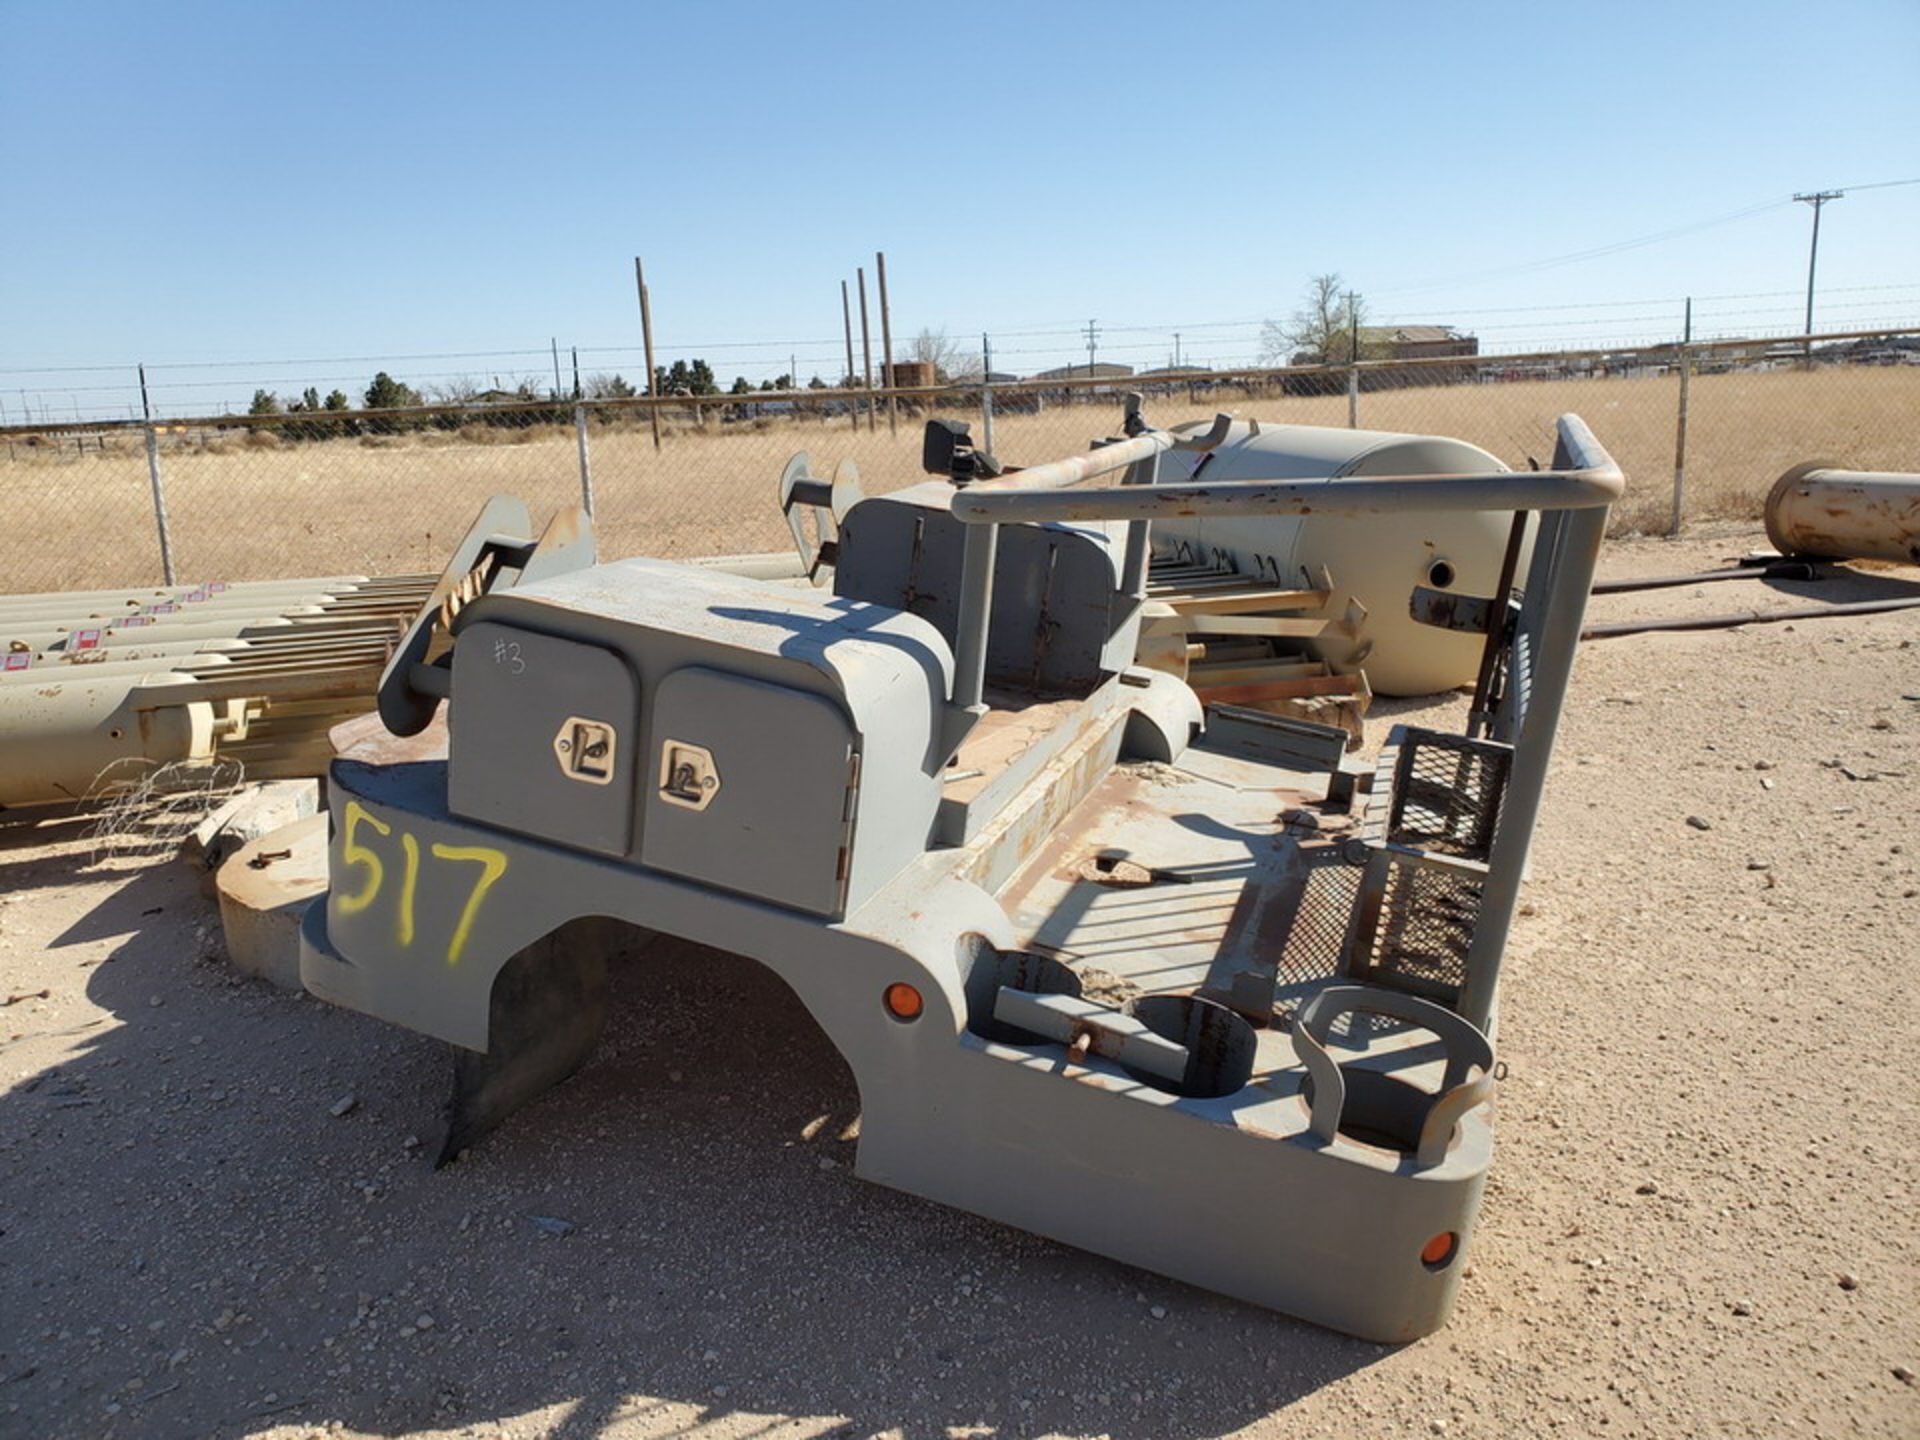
[1152,420,1525,695]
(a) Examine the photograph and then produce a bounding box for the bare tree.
[1261,274,1372,366]
[585,373,636,400]
[427,376,483,405]
[907,326,982,383]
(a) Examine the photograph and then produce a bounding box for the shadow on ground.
[2,854,1387,1440]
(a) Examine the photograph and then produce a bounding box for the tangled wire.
[79,757,248,865]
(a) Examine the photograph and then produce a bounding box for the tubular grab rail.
[942,413,1622,1036]
[952,414,1623,526]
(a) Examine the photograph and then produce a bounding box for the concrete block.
[215,812,328,990]
[185,779,321,874]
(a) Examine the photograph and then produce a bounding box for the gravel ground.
[1,522,1916,1440]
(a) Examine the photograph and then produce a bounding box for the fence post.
[980,332,996,456]
[1346,366,1359,429]
[876,250,898,437]
[138,363,176,585]
[841,281,859,432]
[574,401,595,517]
[1669,346,1691,537]
[857,267,877,434]
[634,256,662,451]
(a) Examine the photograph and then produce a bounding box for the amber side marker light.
[1421,1231,1460,1269]
[883,983,924,1021]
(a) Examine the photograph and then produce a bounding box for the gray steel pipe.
[964,428,1176,495]
[955,468,1623,527]
[0,575,381,613]
[1764,464,1920,564]
[951,522,1000,714]
[952,414,1622,528]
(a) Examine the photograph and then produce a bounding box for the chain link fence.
[3,330,1914,593]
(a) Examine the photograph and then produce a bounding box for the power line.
[1829,176,1920,193]
[1377,199,1796,295]
[1379,177,1920,297]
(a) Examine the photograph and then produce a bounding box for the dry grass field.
[3,366,1915,594]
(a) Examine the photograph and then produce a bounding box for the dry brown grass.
[4,366,1915,594]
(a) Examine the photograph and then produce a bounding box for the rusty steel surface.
[1763,463,1920,564]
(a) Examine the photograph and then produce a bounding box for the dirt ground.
[1,522,1916,1440]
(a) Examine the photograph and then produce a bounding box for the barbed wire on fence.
[6,282,1920,424]
[2,326,1914,596]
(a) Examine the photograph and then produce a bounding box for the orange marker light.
[883,982,924,1021]
[1421,1231,1459,1269]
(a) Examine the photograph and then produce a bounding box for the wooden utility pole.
[857,266,876,433]
[1793,190,1842,362]
[875,250,897,436]
[841,280,858,431]
[634,256,662,450]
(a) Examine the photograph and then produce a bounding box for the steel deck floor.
[996,742,1444,1084]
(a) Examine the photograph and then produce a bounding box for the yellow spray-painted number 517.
[334,801,509,967]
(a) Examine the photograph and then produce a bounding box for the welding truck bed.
[300,406,1622,1340]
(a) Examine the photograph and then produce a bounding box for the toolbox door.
[448,622,639,856]
[641,667,858,917]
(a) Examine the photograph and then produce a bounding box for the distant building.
[890,361,939,389]
[1134,364,1215,395]
[1318,324,1482,391]
[1027,362,1136,382]
[1358,325,1479,361]
[1025,360,1136,404]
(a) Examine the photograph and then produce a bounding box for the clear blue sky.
[3,0,1916,417]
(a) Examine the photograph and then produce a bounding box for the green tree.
[363,371,424,433]
[587,373,635,400]
[364,371,422,410]
[729,377,754,396]
[248,389,281,416]
[323,387,356,438]
[284,385,333,441]
[807,375,828,390]
[656,359,718,397]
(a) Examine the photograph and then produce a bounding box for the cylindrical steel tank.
[1764,464,1920,564]
[1152,421,1528,695]
[0,671,214,806]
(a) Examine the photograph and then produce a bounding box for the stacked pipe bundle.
[0,575,434,807]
